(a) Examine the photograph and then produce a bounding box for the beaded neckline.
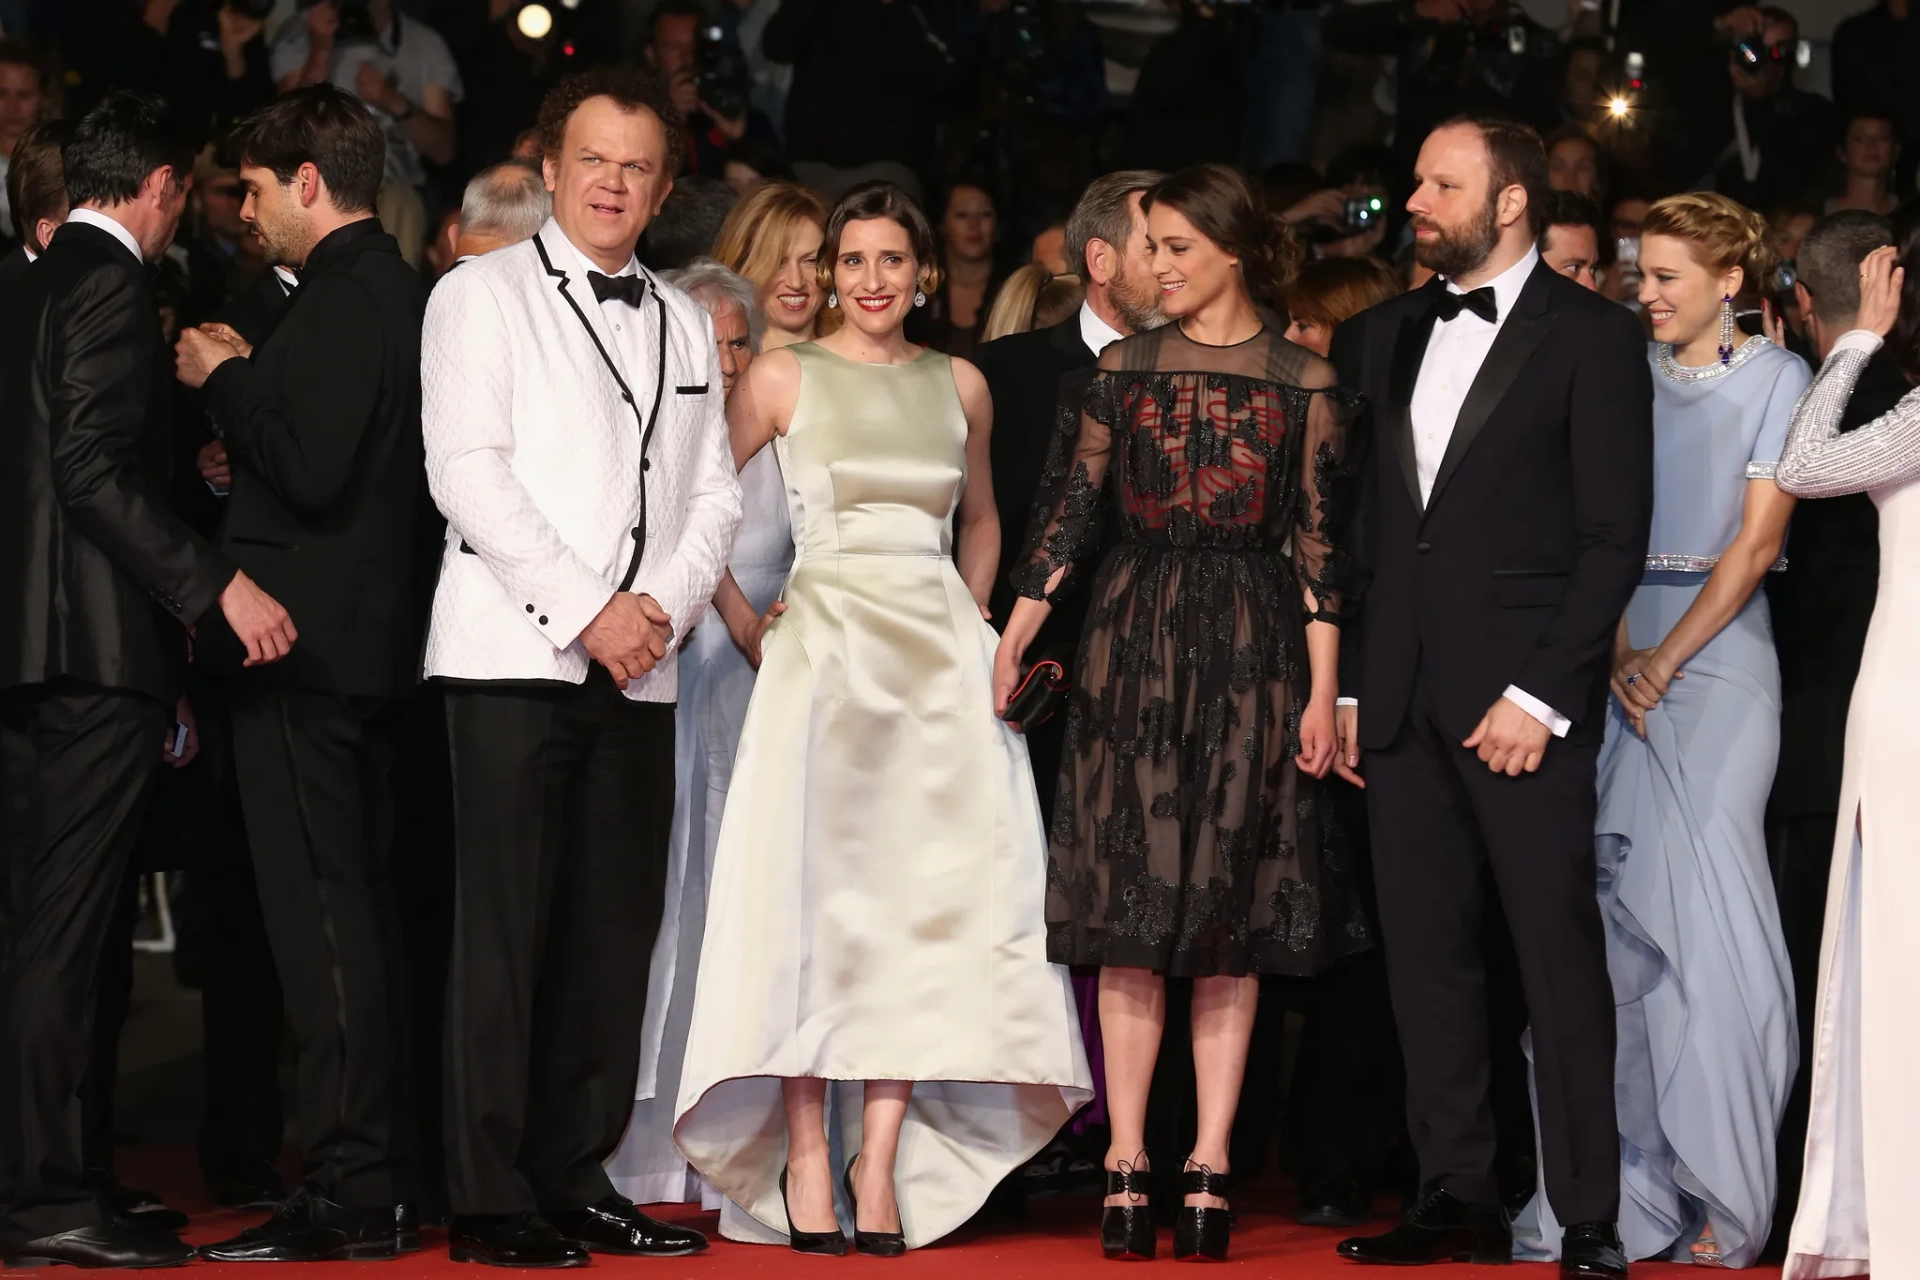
[1656,334,1770,383]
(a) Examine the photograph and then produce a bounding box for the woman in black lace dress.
[992,165,1370,1263]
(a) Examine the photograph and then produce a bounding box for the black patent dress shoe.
[88,1169,191,1234]
[8,1221,194,1268]
[394,1203,422,1254]
[1337,1187,1512,1265]
[448,1212,590,1269]
[205,1160,289,1211]
[546,1196,706,1257]
[1297,1173,1375,1228]
[199,1187,401,1262]
[1560,1221,1628,1279]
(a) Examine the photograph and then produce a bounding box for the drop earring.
[827,291,838,309]
[1718,293,1736,365]
[914,289,927,308]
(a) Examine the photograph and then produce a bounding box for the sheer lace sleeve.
[1010,350,1119,604]
[1777,339,1920,499]
[1290,354,1358,626]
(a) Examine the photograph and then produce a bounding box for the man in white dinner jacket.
[418,66,740,1269]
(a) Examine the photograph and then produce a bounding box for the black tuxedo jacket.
[974,316,1101,656]
[1333,263,1653,751]
[0,220,233,702]
[199,219,430,699]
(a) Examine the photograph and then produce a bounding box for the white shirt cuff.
[1503,686,1571,738]
[1335,697,1358,707]
[1832,330,1886,358]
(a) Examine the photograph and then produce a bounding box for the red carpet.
[81,1149,1782,1280]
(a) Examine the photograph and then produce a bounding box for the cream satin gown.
[673,343,1093,1250]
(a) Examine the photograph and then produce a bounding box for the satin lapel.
[1386,310,1432,512]
[533,227,634,394]
[1426,275,1558,511]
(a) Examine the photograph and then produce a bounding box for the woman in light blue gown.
[1515,194,1802,1269]
[608,258,795,1207]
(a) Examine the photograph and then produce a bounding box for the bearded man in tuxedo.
[1330,115,1653,1280]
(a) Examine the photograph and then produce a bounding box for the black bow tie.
[588,271,648,307]
[1432,286,1498,325]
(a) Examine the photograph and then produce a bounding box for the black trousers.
[229,684,413,1209]
[0,680,166,1243]
[1366,675,1618,1224]
[442,672,674,1215]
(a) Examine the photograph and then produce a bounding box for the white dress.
[1775,332,1920,1279]
[607,447,793,1206]
[672,345,1092,1250]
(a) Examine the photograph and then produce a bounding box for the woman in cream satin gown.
[674,184,1092,1252]
[1777,246,1920,1279]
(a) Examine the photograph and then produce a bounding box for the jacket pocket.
[675,383,709,395]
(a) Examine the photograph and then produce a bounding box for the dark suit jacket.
[0,220,233,702]
[199,219,429,699]
[1767,346,1905,817]
[1333,264,1654,751]
[0,245,31,295]
[973,316,1099,658]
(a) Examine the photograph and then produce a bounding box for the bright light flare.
[1608,96,1632,119]
[517,3,553,38]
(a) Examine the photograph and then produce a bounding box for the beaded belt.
[1645,553,1788,573]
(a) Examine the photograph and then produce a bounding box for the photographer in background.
[1323,0,1561,176]
[643,0,775,179]
[1279,142,1397,263]
[71,0,272,142]
[272,0,463,266]
[1706,5,1833,213]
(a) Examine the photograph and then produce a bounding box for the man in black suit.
[973,166,1164,812]
[0,90,296,1270]
[172,85,431,1264]
[1331,115,1652,1279]
[1762,209,1897,1259]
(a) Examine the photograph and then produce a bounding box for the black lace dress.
[1013,325,1371,978]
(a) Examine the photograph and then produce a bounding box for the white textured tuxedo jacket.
[420,220,743,702]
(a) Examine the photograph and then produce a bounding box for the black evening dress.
[1013,324,1371,978]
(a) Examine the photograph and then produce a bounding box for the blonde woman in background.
[981,263,1085,343]
[1514,192,1805,1270]
[712,181,832,348]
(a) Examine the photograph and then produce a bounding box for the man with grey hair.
[974,167,1165,813]
[662,257,760,396]
[444,161,550,267]
[1763,206,1900,1256]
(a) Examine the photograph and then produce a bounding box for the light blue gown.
[1515,337,1805,1268]
[607,446,794,1207]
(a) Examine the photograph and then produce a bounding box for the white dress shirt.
[1413,248,1568,737]
[1338,249,1569,738]
[1079,300,1126,358]
[65,207,144,262]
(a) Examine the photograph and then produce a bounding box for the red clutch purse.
[1001,659,1070,731]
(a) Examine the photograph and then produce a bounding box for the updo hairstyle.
[1639,192,1779,300]
[815,181,942,296]
[1140,163,1304,304]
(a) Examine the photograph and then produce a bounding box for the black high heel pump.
[1173,1163,1232,1263]
[844,1155,906,1257]
[779,1165,847,1256]
[1100,1157,1154,1261]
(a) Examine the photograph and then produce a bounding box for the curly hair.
[534,66,684,179]
[1641,191,1779,298]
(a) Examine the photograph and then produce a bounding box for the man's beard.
[1413,194,1501,280]
[1109,261,1169,335]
